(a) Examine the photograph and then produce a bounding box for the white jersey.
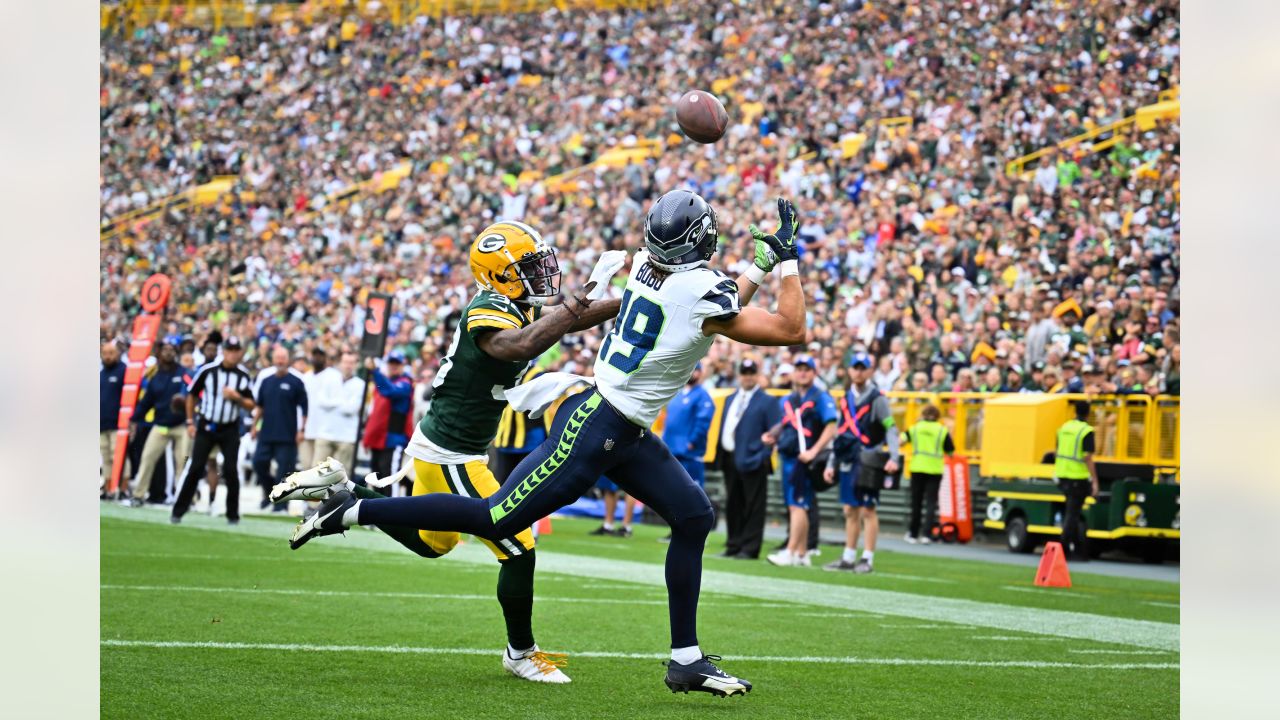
[594,249,740,426]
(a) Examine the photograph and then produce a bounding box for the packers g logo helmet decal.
[468,221,562,306]
[476,234,506,253]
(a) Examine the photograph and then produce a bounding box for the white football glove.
[585,250,628,301]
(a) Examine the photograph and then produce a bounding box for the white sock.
[671,645,702,665]
[842,547,858,564]
[341,499,362,526]
[602,521,615,531]
[862,550,874,565]
[508,643,535,659]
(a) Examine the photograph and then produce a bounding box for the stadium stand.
[100,0,1180,530]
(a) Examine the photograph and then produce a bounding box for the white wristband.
[745,265,768,285]
[779,259,799,277]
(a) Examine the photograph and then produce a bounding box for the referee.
[171,336,256,525]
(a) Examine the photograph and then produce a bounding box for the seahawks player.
[293,192,805,697]
[274,220,624,684]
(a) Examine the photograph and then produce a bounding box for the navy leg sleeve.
[357,492,495,539]
[609,431,715,649]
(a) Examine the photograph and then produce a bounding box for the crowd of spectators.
[100,0,1180,401]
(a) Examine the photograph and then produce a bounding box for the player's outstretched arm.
[703,273,805,346]
[737,197,799,306]
[704,197,805,346]
[477,250,627,362]
[566,297,622,332]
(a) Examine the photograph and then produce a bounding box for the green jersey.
[419,290,541,456]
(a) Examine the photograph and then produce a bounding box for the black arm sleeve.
[1081,431,1095,454]
[943,433,956,454]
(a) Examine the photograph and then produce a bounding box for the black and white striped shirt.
[188,360,255,424]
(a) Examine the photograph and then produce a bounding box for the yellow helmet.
[468,221,560,306]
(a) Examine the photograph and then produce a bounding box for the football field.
[101,506,1179,718]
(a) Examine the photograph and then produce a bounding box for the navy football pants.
[359,389,715,648]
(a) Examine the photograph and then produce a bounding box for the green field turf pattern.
[102,513,1178,719]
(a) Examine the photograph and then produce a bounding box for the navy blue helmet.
[643,189,719,272]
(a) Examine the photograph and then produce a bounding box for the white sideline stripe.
[1000,585,1095,597]
[101,505,1180,651]
[1068,649,1172,656]
[970,636,1070,642]
[99,639,1179,670]
[798,612,887,620]
[99,584,773,608]
[871,572,957,584]
[1143,601,1180,609]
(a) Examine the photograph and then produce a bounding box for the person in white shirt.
[311,351,364,472]
[299,348,329,469]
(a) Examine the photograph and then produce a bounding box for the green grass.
[101,509,1178,719]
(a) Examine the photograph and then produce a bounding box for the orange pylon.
[1034,541,1072,588]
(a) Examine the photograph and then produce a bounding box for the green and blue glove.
[748,197,800,273]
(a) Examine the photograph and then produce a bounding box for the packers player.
[291,192,807,696]
[275,220,625,683]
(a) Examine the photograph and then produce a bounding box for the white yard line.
[1143,601,1180,609]
[1000,585,1096,597]
[101,506,1180,651]
[969,635,1071,642]
[100,584,779,608]
[870,572,957,584]
[99,639,1179,670]
[1067,649,1173,656]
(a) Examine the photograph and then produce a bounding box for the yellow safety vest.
[1054,419,1093,480]
[907,420,947,475]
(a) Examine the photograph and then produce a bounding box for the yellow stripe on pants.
[411,458,536,561]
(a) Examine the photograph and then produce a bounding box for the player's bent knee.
[672,507,715,538]
[420,529,460,556]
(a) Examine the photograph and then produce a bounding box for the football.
[676,90,729,144]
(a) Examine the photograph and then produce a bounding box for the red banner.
[108,273,170,493]
[937,456,973,543]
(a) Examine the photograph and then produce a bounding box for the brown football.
[676,90,729,144]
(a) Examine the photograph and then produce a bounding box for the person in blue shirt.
[100,342,127,493]
[127,342,191,506]
[662,362,716,489]
[657,363,716,543]
[252,346,309,512]
[364,351,415,491]
[763,354,839,567]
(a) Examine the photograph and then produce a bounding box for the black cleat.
[289,490,356,550]
[663,655,752,697]
[588,525,613,536]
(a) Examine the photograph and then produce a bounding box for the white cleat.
[766,550,796,567]
[271,457,352,503]
[503,647,572,684]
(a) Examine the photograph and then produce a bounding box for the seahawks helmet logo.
[477,234,506,253]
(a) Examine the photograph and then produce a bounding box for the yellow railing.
[100,175,237,240]
[101,162,410,240]
[105,0,670,32]
[1005,97,1180,178]
[685,389,1179,471]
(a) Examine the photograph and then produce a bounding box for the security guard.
[901,404,955,544]
[1055,400,1100,560]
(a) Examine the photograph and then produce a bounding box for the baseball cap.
[222,336,243,350]
[776,362,795,376]
[848,352,873,369]
[386,350,406,364]
[1082,363,1102,375]
[793,354,817,370]
[739,359,759,374]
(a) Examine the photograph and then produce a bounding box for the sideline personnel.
[1056,400,1100,560]
[171,336,256,524]
[900,403,955,544]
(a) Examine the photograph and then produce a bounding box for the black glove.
[748,198,800,270]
